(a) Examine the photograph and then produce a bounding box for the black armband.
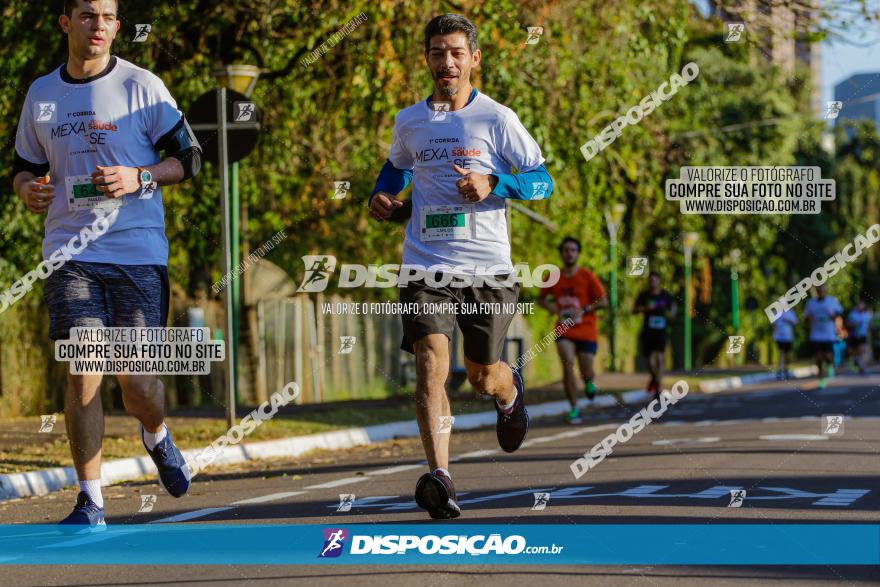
[13,152,49,178]
[155,116,203,180]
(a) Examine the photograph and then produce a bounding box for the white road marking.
[231,491,307,505]
[367,463,425,476]
[305,476,368,490]
[760,434,828,441]
[150,507,233,523]
[456,449,499,459]
[652,437,720,446]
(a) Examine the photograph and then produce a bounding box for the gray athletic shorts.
[399,273,519,365]
[44,261,170,341]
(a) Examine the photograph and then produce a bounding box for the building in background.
[709,0,823,113]
[833,73,880,127]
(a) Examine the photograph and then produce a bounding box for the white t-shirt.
[773,309,798,342]
[388,92,545,275]
[15,57,182,265]
[804,296,843,342]
[847,309,872,338]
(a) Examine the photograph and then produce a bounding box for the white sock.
[142,423,168,451]
[496,388,517,412]
[79,479,104,508]
[433,467,452,480]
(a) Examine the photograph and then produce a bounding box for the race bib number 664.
[65,174,124,212]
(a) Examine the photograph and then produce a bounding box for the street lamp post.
[682,232,699,372]
[212,64,260,427]
[730,248,741,366]
[604,203,626,372]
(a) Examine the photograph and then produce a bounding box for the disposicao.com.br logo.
[297,255,561,292]
[318,528,349,558]
[318,531,563,557]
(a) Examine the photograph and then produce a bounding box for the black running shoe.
[496,366,529,453]
[414,470,461,520]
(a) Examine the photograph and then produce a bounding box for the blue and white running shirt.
[388,92,546,275]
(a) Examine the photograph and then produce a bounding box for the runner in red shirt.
[538,237,607,424]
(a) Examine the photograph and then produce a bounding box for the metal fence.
[254,295,539,404]
[256,295,407,403]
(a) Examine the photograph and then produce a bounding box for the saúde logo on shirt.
[49,115,119,146]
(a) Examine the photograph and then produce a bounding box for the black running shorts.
[640,330,667,356]
[399,273,519,365]
[810,340,835,354]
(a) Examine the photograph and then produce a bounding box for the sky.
[823,32,880,104]
[690,0,880,108]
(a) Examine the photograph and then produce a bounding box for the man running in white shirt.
[369,13,553,519]
[12,0,202,529]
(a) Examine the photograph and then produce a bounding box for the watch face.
[140,170,152,183]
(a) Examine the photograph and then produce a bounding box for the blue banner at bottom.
[0,524,877,565]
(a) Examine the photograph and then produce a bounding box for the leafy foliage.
[1,0,878,412]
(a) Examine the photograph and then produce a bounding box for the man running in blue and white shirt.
[12,0,201,529]
[804,285,844,388]
[369,13,553,520]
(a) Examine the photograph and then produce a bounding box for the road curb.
[0,370,814,502]
[698,366,817,393]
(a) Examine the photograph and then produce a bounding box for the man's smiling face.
[425,32,480,98]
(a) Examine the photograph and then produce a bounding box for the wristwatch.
[137,167,157,191]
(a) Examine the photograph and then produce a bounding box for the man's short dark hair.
[558,236,581,252]
[64,0,118,17]
[424,14,478,54]
[649,271,661,279]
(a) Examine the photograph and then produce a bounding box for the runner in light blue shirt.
[772,309,798,379]
[846,300,872,375]
[803,285,843,388]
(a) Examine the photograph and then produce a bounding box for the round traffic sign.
[187,88,260,165]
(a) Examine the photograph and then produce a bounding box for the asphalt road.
[2,373,879,585]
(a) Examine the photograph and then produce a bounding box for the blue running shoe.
[496,365,529,453]
[59,491,105,531]
[141,424,191,498]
